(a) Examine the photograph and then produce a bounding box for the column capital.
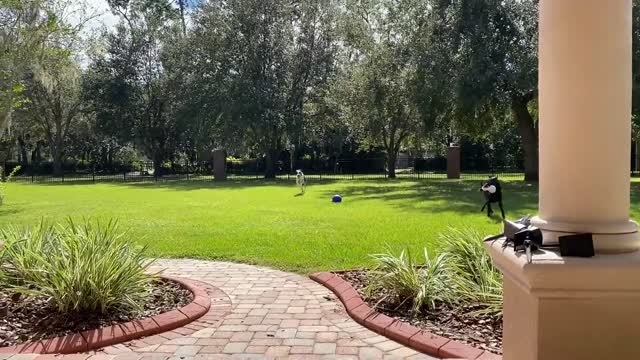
[530,217,640,253]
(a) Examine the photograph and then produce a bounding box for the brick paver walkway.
[2,259,439,360]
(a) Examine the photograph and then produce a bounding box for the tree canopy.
[2,0,640,179]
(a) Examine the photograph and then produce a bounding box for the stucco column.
[486,2,640,359]
[532,0,640,253]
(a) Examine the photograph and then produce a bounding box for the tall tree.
[23,61,83,175]
[0,0,67,176]
[339,0,428,178]
[418,0,539,180]
[193,0,337,178]
[0,0,59,138]
[85,0,182,174]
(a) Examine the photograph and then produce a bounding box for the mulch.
[339,270,503,355]
[0,278,193,347]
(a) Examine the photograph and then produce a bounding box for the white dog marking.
[296,170,306,194]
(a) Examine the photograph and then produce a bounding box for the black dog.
[480,176,505,218]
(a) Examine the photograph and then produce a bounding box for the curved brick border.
[0,276,211,355]
[310,272,501,360]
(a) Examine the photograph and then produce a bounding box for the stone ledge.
[485,238,640,296]
[310,271,501,360]
[0,276,212,354]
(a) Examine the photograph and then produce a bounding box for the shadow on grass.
[322,179,539,217]
[14,177,541,215]
[0,207,23,217]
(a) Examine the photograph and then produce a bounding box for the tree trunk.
[0,150,6,182]
[32,142,42,164]
[264,149,278,179]
[153,153,163,177]
[511,97,539,181]
[18,137,29,166]
[387,152,397,179]
[52,147,63,176]
[0,96,13,139]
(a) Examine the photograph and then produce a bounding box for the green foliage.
[439,227,503,316]
[366,248,451,313]
[185,0,338,177]
[338,0,425,177]
[7,0,640,180]
[0,219,154,315]
[0,0,66,136]
[415,0,540,179]
[83,0,181,175]
[365,227,503,316]
[23,60,83,175]
[0,165,21,206]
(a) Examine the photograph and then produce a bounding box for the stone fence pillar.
[213,149,226,181]
[447,145,461,179]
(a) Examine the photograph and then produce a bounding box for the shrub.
[366,248,451,313]
[439,227,503,316]
[0,165,22,206]
[0,219,154,315]
[365,228,503,317]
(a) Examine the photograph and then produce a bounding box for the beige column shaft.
[533,0,640,252]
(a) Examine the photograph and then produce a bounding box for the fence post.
[123,170,126,182]
[62,172,64,183]
[92,167,95,183]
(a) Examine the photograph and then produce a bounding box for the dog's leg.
[481,202,487,212]
[499,201,505,219]
[487,203,494,217]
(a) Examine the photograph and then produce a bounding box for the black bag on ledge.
[485,216,594,262]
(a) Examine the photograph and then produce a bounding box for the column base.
[531,216,640,253]
[485,239,640,360]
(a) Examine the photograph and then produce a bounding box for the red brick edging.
[0,276,211,354]
[310,272,501,360]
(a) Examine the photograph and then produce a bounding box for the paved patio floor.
[2,259,440,360]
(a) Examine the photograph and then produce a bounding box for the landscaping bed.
[0,278,192,347]
[340,270,502,355]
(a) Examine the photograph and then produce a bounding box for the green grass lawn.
[1,179,638,273]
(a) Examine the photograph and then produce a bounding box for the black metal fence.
[3,158,526,184]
